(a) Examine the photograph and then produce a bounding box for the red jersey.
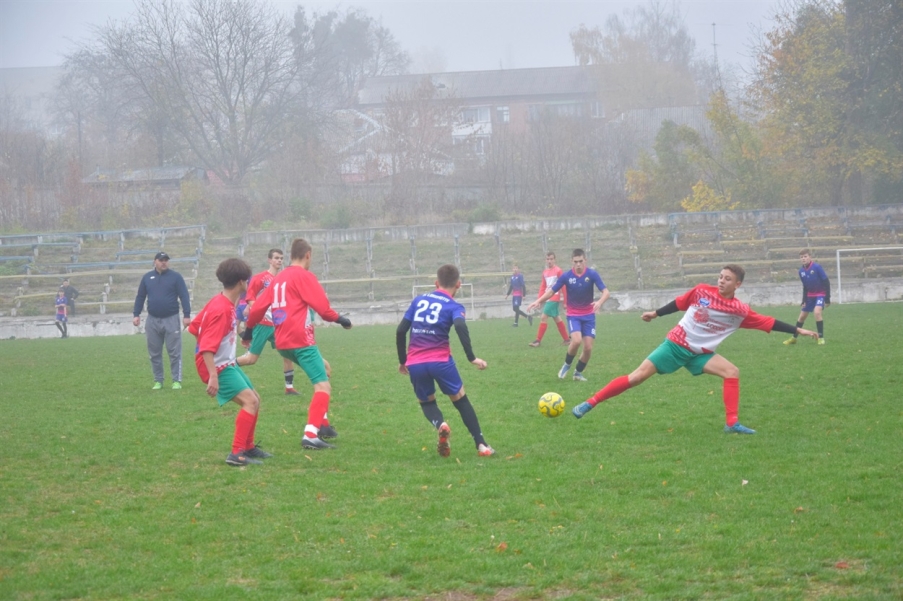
[188,293,238,383]
[246,270,276,326]
[246,265,340,349]
[667,284,775,354]
[539,266,564,302]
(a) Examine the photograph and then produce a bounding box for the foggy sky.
[0,0,776,74]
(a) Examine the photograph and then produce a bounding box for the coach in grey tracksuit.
[132,252,191,389]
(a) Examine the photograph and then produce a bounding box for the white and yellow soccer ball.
[538,392,565,418]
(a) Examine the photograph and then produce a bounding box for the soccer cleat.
[573,372,587,382]
[477,443,496,457]
[783,338,797,346]
[528,340,541,347]
[225,453,262,466]
[244,445,273,459]
[818,338,826,345]
[319,424,338,439]
[172,381,182,390]
[557,364,570,379]
[285,387,300,395]
[527,314,533,326]
[572,401,593,419]
[724,423,756,435]
[511,322,518,327]
[437,422,451,457]
[301,436,336,450]
[152,382,163,390]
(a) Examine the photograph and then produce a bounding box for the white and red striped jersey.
[188,293,238,383]
[667,284,775,354]
[539,266,564,302]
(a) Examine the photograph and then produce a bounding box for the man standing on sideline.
[246,238,352,450]
[784,249,830,346]
[572,264,819,434]
[529,252,569,347]
[60,278,79,316]
[505,264,532,327]
[527,249,609,382]
[237,248,301,395]
[133,251,191,390]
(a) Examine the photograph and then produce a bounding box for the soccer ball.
[538,392,565,417]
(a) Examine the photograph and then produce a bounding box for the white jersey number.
[413,300,442,324]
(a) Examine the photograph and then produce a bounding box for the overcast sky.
[0,0,777,74]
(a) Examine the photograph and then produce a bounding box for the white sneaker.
[557,364,570,379]
[477,443,495,457]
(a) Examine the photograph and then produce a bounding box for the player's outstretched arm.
[641,311,658,322]
[470,358,487,370]
[796,327,819,340]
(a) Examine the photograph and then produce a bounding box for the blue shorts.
[803,296,826,313]
[566,314,596,338]
[407,358,464,402]
[511,296,523,308]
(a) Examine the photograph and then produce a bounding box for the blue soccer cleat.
[557,364,570,379]
[572,401,593,419]
[724,423,756,434]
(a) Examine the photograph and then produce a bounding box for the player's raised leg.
[573,359,657,418]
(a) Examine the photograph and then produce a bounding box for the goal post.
[412,283,475,318]
[835,246,903,304]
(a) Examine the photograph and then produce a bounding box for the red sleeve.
[303,276,340,322]
[195,309,228,354]
[246,282,274,330]
[674,285,701,311]
[246,274,264,300]
[740,310,776,332]
[188,307,204,337]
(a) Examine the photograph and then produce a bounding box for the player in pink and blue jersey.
[784,250,830,346]
[528,248,610,382]
[396,264,495,458]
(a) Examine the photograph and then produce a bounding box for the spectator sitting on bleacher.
[60,278,79,316]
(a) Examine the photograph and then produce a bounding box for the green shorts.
[215,364,254,406]
[278,346,329,385]
[248,324,277,356]
[542,301,561,318]
[646,339,714,376]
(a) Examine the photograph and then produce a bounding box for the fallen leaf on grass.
[496,542,508,552]
[835,561,849,569]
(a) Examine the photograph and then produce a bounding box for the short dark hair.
[437,264,460,289]
[799,249,811,257]
[216,258,252,288]
[546,252,556,259]
[572,248,585,258]
[291,238,312,261]
[723,264,745,282]
[268,248,283,259]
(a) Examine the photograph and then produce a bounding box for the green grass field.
[2,303,901,600]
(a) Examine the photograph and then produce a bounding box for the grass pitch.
[1,303,901,600]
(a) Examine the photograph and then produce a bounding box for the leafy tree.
[625,120,704,211]
[751,0,903,205]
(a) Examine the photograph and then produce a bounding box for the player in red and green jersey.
[237,248,302,395]
[188,258,272,467]
[571,264,819,434]
[396,264,495,458]
[529,251,569,347]
[246,238,352,450]
[527,248,610,382]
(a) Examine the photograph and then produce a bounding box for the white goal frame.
[412,283,475,318]
[835,246,903,304]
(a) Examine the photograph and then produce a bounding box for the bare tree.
[96,0,302,184]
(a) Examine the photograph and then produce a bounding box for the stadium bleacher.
[3,211,902,318]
